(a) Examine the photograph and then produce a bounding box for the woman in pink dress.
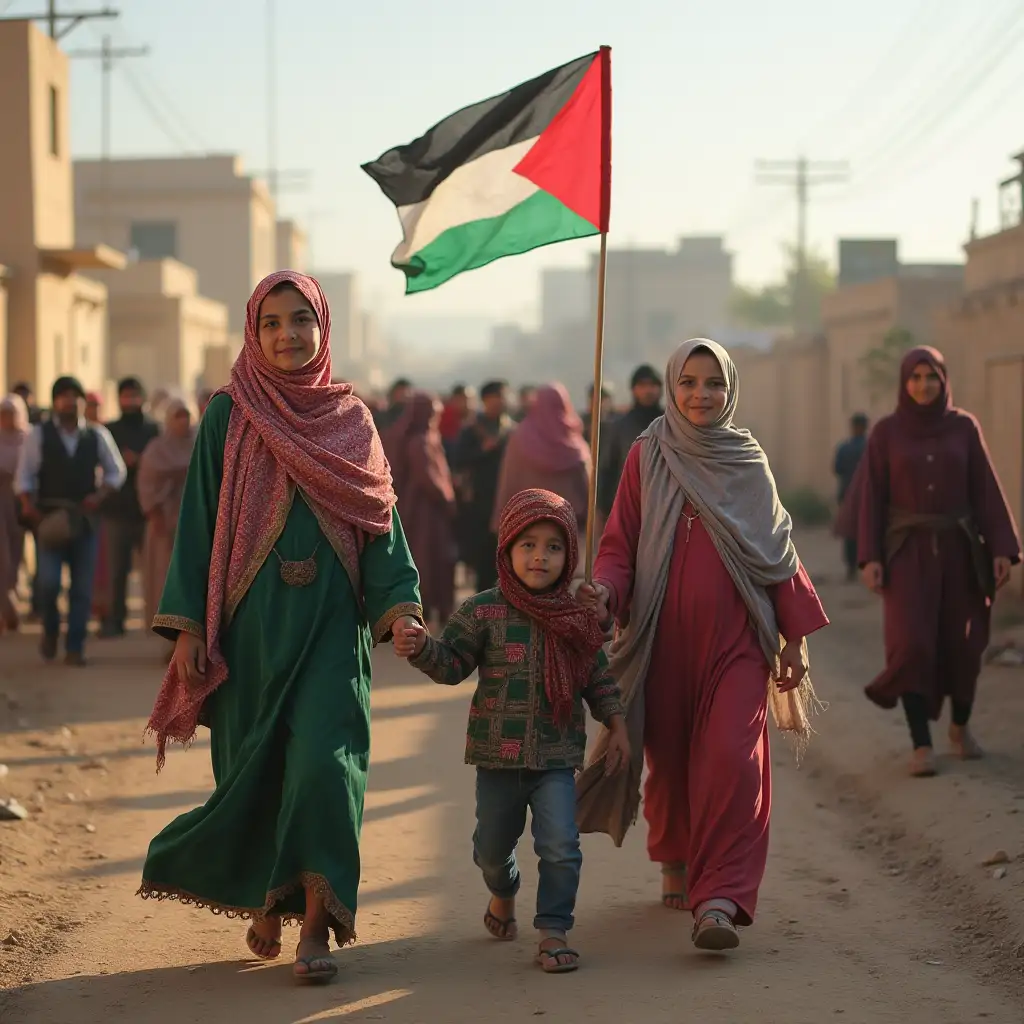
[137,398,196,655]
[0,394,29,633]
[576,338,828,952]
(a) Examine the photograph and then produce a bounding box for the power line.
[826,2,1024,203]
[0,0,117,39]
[755,157,849,331]
[67,33,147,241]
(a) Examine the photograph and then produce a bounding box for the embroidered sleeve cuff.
[372,602,424,646]
[152,614,204,642]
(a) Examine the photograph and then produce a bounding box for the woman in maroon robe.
[385,391,457,626]
[576,339,828,952]
[857,346,1019,777]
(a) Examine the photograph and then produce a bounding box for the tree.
[730,244,835,331]
[859,327,914,403]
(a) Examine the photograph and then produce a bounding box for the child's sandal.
[535,940,580,973]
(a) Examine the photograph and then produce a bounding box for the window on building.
[130,221,178,260]
[49,85,59,157]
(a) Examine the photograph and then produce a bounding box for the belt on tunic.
[885,508,994,599]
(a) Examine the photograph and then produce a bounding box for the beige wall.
[275,219,307,273]
[90,259,229,396]
[75,156,274,333]
[33,272,108,393]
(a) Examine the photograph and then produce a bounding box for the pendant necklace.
[681,506,701,541]
[273,541,321,587]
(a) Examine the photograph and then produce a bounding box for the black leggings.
[901,693,972,749]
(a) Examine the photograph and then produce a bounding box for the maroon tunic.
[857,408,1020,716]
[594,444,828,924]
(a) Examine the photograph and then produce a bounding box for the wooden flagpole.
[583,44,612,584]
[583,232,608,583]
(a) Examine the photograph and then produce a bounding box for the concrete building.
[315,271,362,366]
[820,265,963,449]
[88,259,230,397]
[74,154,275,332]
[0,20,123,396]
[540,267,590,334]
[276,219,307,273]
[933,222,1024,558]
[592,236,734,368]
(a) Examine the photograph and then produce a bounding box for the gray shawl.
[576,338,823,846]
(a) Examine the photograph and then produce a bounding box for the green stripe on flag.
[399,189,598,294]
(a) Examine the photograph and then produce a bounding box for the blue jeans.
[37,529,99,654]
[473,767,582,934]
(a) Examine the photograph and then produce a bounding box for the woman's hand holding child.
[576,582,611,625]
[394,619,428,659]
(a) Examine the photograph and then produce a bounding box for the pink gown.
[594,444,828,924]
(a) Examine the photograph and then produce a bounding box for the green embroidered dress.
[139,393,421,943]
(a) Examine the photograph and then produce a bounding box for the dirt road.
[2,530,1023,1023]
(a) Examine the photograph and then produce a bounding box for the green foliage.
[859,327,914,403]
[781,487,833,527]
[730,244,835,330]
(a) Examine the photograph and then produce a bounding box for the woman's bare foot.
[910,746,937,777]
[245,917,282,960]
[949,724,983,760]
[484,895,518,940]
[536,931,579,972]
[661,863,689,911]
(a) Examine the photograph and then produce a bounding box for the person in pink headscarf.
[0,393,29,632]
[492,384,591,550]
[138,271,423,984]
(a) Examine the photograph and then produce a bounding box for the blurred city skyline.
[9,0,1024,335]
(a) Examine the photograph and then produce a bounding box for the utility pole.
[67,34,148,241]
[998,149,1024,228]
[0,0,118,40]
[755,156,849,333]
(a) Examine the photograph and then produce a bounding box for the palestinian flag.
[362,48,611,294]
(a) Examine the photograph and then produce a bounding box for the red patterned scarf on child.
[496,488,605,728]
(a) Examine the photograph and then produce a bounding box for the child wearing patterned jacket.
[394,488,629,973]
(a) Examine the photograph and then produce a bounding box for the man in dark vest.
[99,377,159,638]
[16,376,126,665]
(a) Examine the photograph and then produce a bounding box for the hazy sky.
[11,0,1024,323]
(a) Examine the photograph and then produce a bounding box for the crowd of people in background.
[0,364,663,664]
[0,375,197,664]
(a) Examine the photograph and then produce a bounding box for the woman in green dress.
[140,270,422,984]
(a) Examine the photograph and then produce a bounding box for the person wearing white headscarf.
[576,339,828,952]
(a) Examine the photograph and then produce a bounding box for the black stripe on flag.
[362,52,597,209]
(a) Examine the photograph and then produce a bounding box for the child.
[394,488,630,973]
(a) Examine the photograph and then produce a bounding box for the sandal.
[909,747,937,777]
[484,900,517,941]
[293,939,338,984]
[535,938,580,973]
[661,862,689,911]
[245,923,282,961]
[949,725,984,760]
[692,909,740,951]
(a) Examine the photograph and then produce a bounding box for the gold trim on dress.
[152,615,204,640]
[305,492,361,594]
[224,483,294,625]
[372,602,423,647]
[137,872,355,947]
